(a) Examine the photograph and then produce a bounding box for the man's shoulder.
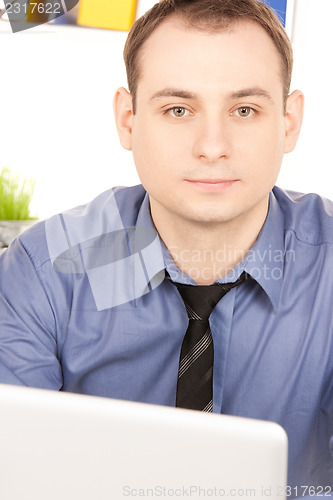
[19,184,147,268]
[273,186,333,246]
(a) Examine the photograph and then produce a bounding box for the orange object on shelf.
[77,0,137,31]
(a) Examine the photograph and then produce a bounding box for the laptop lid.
[0,383,287,500]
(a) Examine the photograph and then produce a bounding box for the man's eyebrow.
[149,88,198,102]
[228,87,274,103]
[148,86,275,104]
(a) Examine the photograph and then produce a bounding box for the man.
[0,0,332,494]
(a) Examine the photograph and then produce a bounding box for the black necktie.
[167,272,246,412]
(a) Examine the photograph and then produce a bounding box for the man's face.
[120,18,299,227]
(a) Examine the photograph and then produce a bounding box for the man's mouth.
[185,179,239,191]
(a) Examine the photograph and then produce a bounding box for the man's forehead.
[139,16,279,69]
[141,14,267,51]
[135,15,283,101]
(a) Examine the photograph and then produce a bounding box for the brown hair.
[124,0,293,114]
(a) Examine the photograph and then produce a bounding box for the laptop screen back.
[0,383,287,500]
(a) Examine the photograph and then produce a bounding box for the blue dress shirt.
[0,184,333,494]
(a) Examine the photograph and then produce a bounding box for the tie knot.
[167,272,246,320]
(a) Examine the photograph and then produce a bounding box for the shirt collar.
[133,192,165,305]
[138,190,285,311]
[241,190,285,311]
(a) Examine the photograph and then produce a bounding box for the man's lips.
[185,179,239,191]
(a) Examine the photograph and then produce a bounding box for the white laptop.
[0,383,287,500]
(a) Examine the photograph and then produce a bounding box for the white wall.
[0,0,332,220]
[278,0,333,197]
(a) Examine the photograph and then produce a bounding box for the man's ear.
[113,87,134,151]
[284,90,304,153]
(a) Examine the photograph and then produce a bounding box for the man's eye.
[167,107,188,118]
[235,107,255,118]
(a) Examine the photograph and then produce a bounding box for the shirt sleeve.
[0,237,63,390]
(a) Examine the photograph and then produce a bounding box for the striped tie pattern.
[167,272,246,412]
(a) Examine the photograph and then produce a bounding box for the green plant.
[0,167,36,220]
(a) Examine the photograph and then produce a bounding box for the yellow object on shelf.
[77,0,137,31]
[26,0,49,23]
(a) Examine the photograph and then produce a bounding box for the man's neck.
[150,197,269,285]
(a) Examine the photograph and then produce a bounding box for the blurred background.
[0,0,332,220]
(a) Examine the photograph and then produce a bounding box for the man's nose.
[193,116,232,162]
